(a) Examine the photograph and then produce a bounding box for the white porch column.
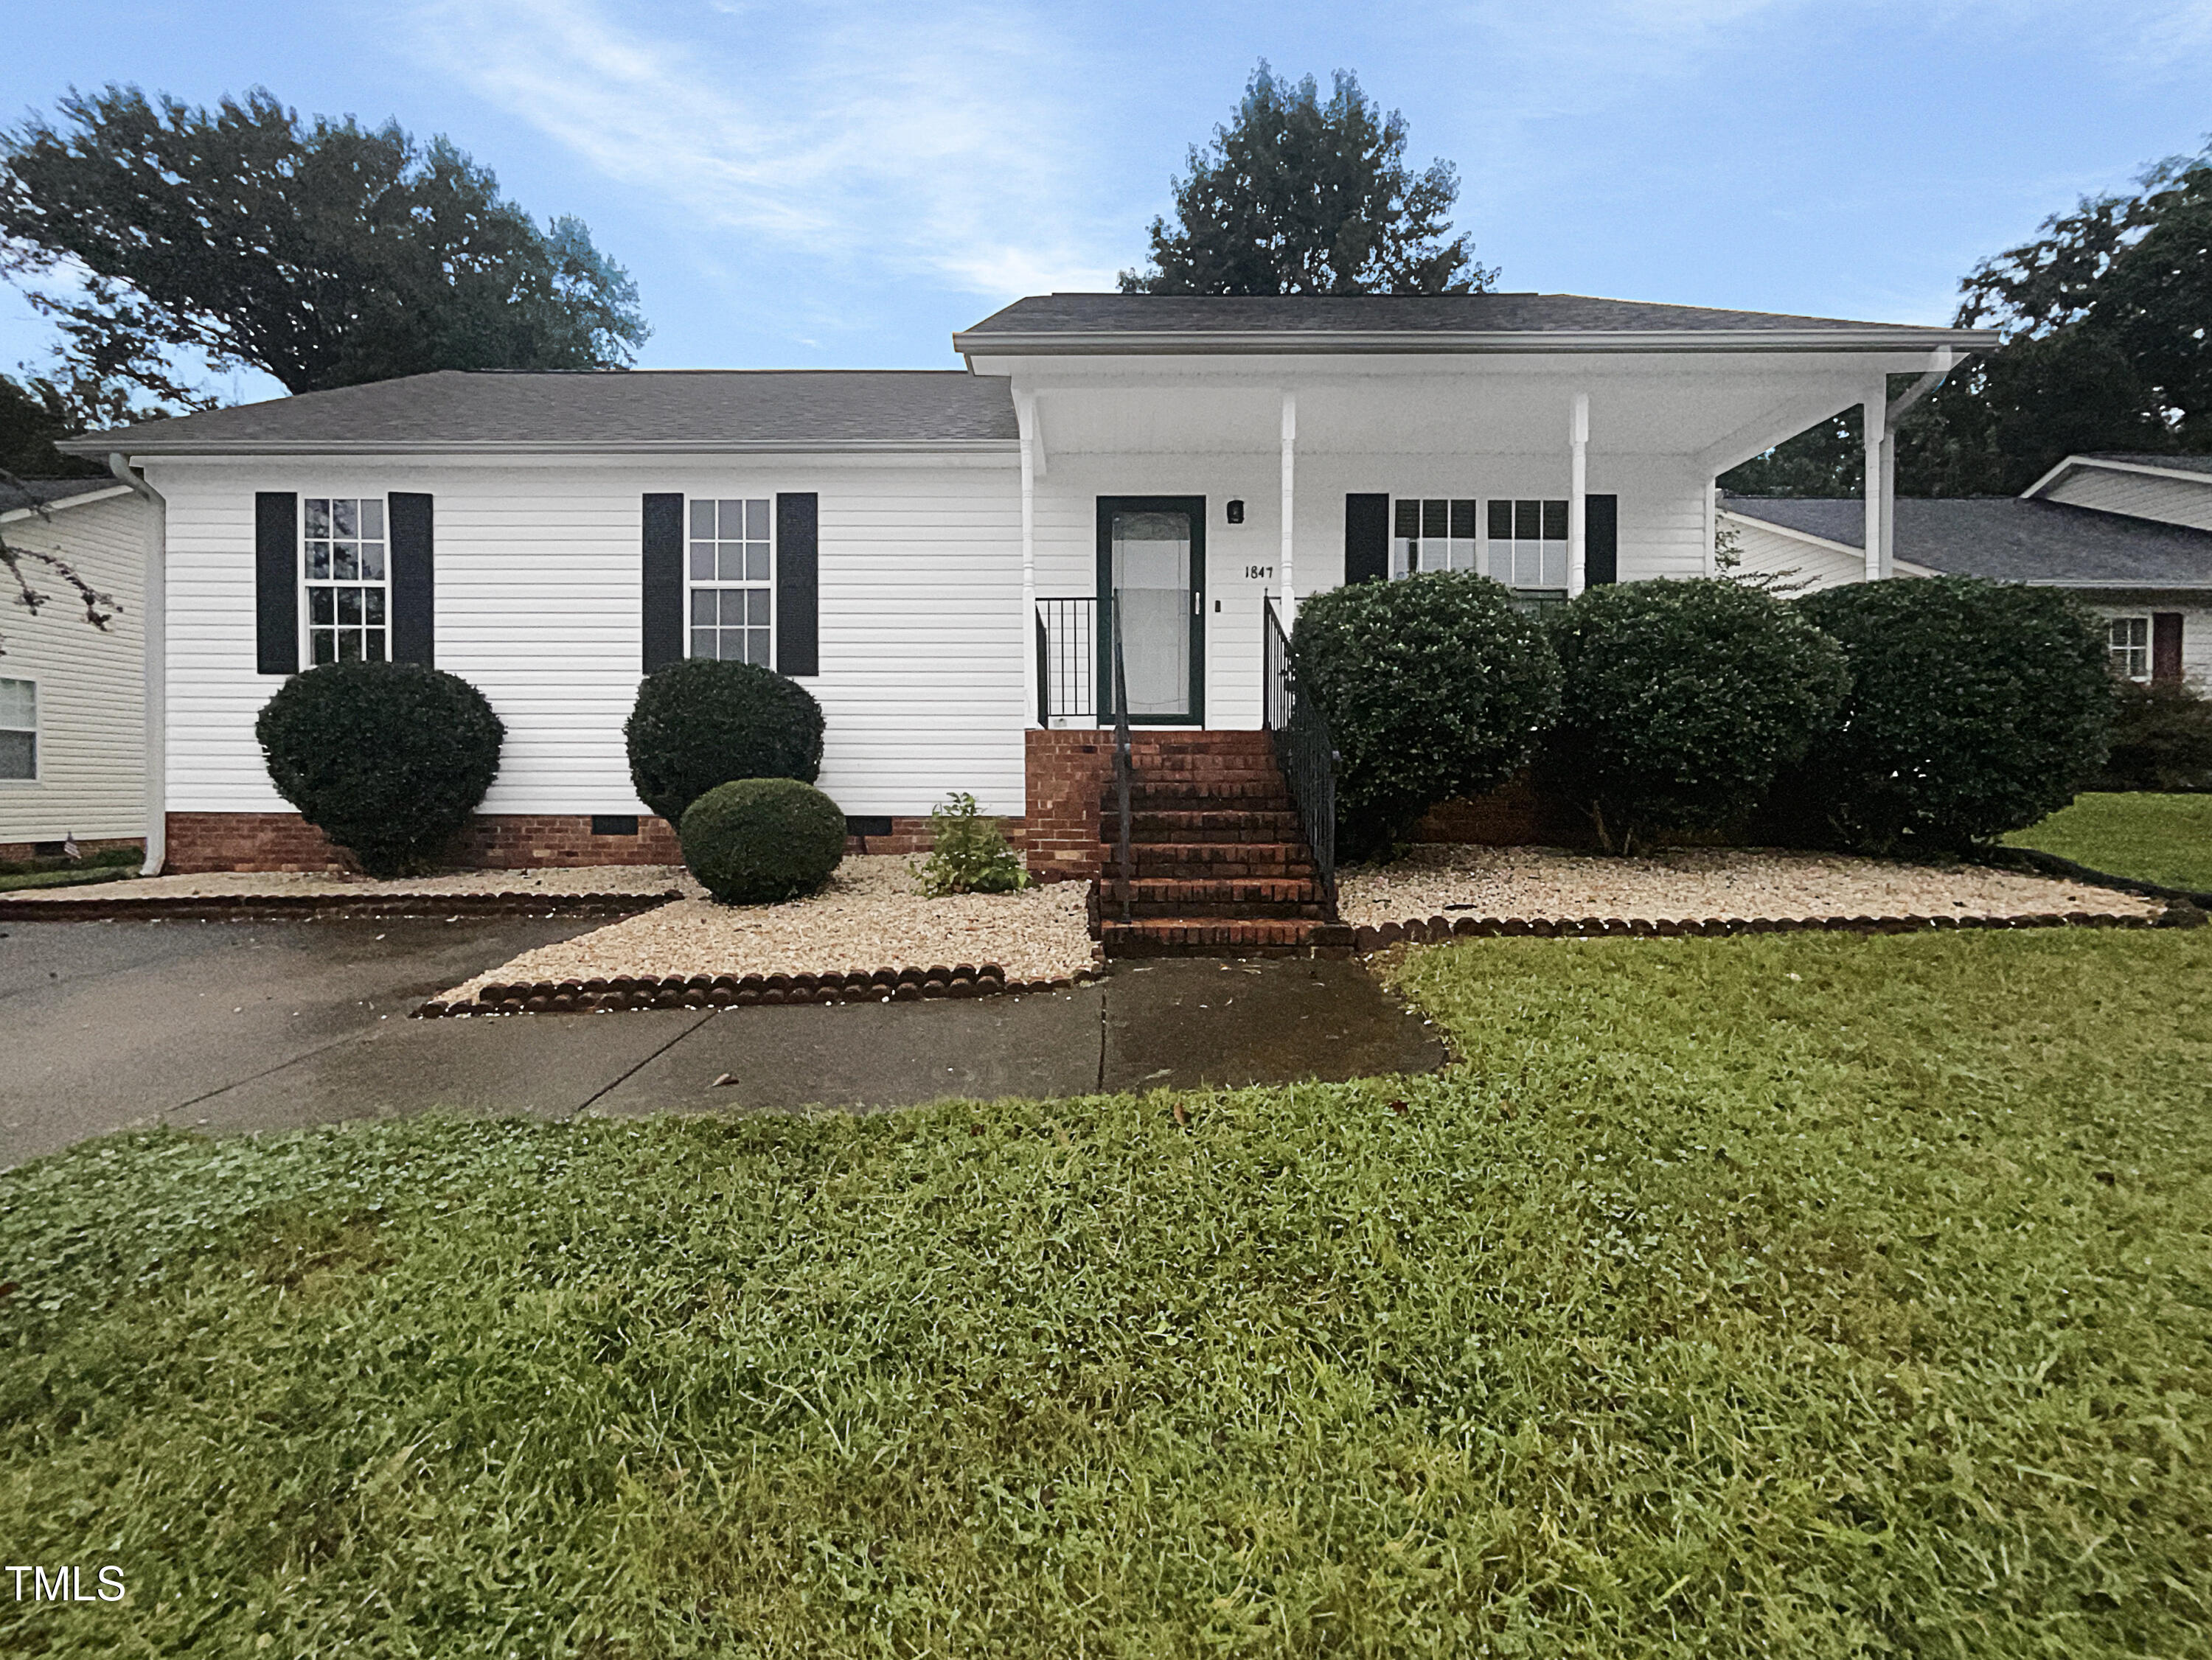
[1279,389,1297,620]
[1878,428,1897,579]
[1016,391,1039,725]
[1568,393,1589,595]
[1861,388,1885,583]
[1703,478,1719,576]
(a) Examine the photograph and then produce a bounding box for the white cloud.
[406,0,1126,301]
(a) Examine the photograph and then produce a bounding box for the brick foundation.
[1024,729,1116,882]
[0,836,144,866]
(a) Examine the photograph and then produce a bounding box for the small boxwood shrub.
[1292,573,1560,856]
[680,778,846,904]
[1786,576,2113,851]
[255,663,504,878]
[2092,679,2212,791]
[625,659,824,827]
[917,792,1030,895]
[1540,579,1848,852]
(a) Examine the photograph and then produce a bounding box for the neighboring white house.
[0,477,150,862]
[1722,451,2212,687]
[63,291,1992,873]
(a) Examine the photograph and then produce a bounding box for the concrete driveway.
[0,918,1447,1168]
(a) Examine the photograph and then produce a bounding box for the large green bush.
[1292,573,1561,855]
[1540,579,1848,852]
[680,777,846,904]
[1786,576,2113,851]
[255,663,504,878]
[625,659,824,826]
[2092,678,2212,791]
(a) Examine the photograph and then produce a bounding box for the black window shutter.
[1344,493,1389,585]
[388,492,435,665]
[776,492,819,677]
[641,492,685,672]
[2152,612,2183,683]
[255,492,299,674]
[1586,495,1618,586]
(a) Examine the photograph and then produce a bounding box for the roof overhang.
[56,438,1020,460]
[956,326,1997,362]
[2020,452,2212,498]
[0,482,137,522]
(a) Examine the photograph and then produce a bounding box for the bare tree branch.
[0,464,122,656]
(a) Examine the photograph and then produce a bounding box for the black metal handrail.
[1034,597,1096,724]
[1263,596,1337,912]
[1107,593,1133,924]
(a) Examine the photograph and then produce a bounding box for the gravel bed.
[1340,844,2163,925]
[437,857,1097,1003]
[11,865,693,904]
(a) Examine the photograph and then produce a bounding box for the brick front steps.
[418,963,1102,1016]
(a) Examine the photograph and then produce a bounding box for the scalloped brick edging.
[1349,907,2182,952]
[0,889,679,924]
[414,963,1102,1017]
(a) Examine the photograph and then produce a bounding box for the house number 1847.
[1243,565,1274,579]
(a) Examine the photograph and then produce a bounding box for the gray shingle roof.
[0,476,132,516]
[954,292,1995,355]
[60,369,1019,457]
[1722,495,2212,588]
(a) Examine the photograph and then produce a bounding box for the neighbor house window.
[302,497,387,664]
[1391,499,1478,576]
[2108,615,2150,681]
[689,498,773,663]
[0,677,33,780]
[1489,499,1569,592]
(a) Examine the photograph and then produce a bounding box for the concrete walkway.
[0,919,1446,1167]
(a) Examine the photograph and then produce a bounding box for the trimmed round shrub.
[2092,679,2212,791]
[1786,576,2113,851]
[255,662,504,878]
[1540,579,1849,853]
[625,658,824,827]
[680,777,846,904]
[1292,573,1561,855]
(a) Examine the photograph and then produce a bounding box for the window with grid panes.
[1389,499,1478,576]
[0,677,33,780]
[2108,615,2150,681]
[1486,498,1568,591]
[689,498,773,664]
[302,498,387,664]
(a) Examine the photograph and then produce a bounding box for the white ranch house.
[69,291,1992,917]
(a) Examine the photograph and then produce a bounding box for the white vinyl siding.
[0,490,147,844]
[147,458,1026,820]
[2044,467,2212,532]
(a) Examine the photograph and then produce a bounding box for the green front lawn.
[3,931,2208,1656]
[2003,790,2212,890]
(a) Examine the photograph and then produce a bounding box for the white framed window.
[2108,615,2151,681]
[302,496,388,665]
[689,497,773,664]
[1391,498,1479,576]
[0,676,34,781]
[1489,498,1569,592]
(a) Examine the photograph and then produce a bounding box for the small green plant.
[917,792,1030,896]
[679,777,846,904]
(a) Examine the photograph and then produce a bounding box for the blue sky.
[6,0,2212,402]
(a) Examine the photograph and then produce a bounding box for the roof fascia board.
[122,448,1019,472]
[1717,506,1864,557]
[2020,453,2212,498]
[0,483,137,523]
[65,439,1020,461]
[956,326,1997,358]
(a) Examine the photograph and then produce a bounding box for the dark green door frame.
[1095,495,1206,727]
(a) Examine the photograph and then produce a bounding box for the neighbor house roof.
[2079,452,2212,475]
[0,476,136,519]
[953,293,1997,357]
[1721,495,2212,589]
[60,369,1020,457]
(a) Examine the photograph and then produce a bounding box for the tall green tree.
[0,374,106,478]
[1120,64,1494,296]
[0,86,648,410]
[1726,144,2210,499]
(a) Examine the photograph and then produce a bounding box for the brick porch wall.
[1024,729,1113,882]
[162,812,991,873]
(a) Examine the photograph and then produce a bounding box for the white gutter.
[953,326,2000,358]
[105,453,165,877]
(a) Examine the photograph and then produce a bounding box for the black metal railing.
[1034,597,1096,725]
[1264,596,1336,910]
[1107,593,1133,924]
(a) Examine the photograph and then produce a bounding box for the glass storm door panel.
[1097,498,1206,724]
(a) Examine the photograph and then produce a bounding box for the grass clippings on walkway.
[1,929,2207,1656]
[2004,790,2212,891]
